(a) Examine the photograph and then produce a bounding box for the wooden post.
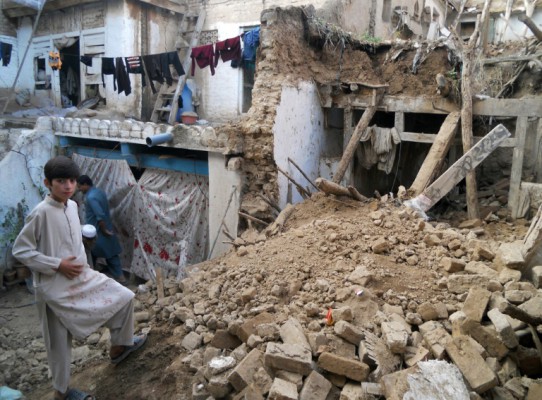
[409,112,461,196]
[456,0,492,220]
[509,116,529,218]
[333,89,384,184]
[343,107,354,186]
[461,47,480,220]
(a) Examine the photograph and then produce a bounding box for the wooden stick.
[277,165,311,198]
[256,192,281,213]
[519,14,542,41]
[265,203,295,236]
[347,186,369,202]
[222,228,235,241]
[333,89,385,184]
[316,177,351,197]
[239,211,269,227]
[482,52,542,64]
[342,81,390,89]
[287,157,320,191]
[498,301,542,326]
[529,324,542,366]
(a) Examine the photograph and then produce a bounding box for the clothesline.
[42,26,260,98]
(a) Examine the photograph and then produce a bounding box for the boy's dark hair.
[76,175,93,186]
[44,156,80,181]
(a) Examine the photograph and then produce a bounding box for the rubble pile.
[3,193,542,398]
[130,193,542,399]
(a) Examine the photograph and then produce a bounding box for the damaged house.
[2,0,542,399]
[1,0,541,282]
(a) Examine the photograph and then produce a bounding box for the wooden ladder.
[150,9,206,124]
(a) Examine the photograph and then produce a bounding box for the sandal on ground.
[110,334,147,365]
[54,388,95,400]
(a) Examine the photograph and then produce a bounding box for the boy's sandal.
[54,388,95,400]
[110,334,147,365]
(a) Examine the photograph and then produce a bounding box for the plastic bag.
[0,386,24,400]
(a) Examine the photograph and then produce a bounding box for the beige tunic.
[12,196,134,340]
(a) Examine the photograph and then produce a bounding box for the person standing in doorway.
[76,175,126,284]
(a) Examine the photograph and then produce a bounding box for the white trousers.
[42,299,134,393]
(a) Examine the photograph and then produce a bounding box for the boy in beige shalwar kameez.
[12,156,146,400]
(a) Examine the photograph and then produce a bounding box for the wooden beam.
[409,112,461,196]
[510,116,529,219]
[333,89,384,184]
[410,124,511,213]
[518,14,542,42]
[482,52,542,65]
[323,95,542,118]
[343,107,354,186]
[399,131,516,147]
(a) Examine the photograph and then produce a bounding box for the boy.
[12,156,146,400]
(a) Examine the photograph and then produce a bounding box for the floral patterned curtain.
[73,154,209,280]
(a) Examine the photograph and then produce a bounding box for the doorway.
[59,39,80,107]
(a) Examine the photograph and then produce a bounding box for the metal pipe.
[145,133,173,147]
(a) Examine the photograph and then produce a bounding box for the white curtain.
[72,154,209,281]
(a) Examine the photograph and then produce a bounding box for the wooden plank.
[409,124,511,212]
[325,95,542,118]
[333,90,384,184]
[398,132,515,147]
[409,112,461,196]
[510,116,529,218]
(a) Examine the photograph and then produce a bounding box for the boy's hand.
[57,256,84,279]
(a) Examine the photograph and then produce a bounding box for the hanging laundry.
[358,126,401,174]
[214,36,242,67]
[160,51,185,86]
[125,56,146,88]
[65,67,78,96]
[242,27,260,63]
[0,42,13,66]
[48,50,62,70]
[101,57,117,90]
[142,54,164,94]
[115,57,131,96]
[80,55,93,67]
[190,44,215,76]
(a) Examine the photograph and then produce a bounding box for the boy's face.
[44,177,77,204]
